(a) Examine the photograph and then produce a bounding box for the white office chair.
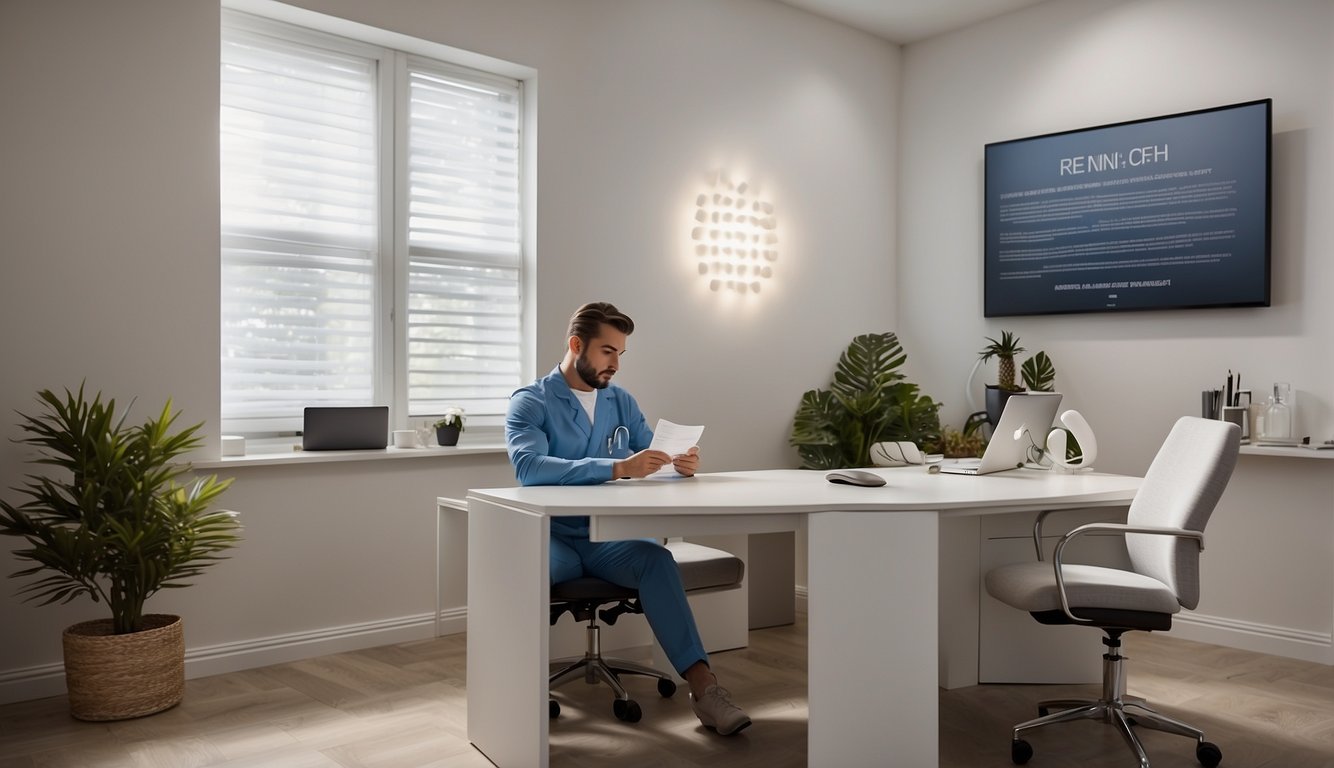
[984,416,1240,768]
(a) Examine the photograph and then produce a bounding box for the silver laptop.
[302,406,389,451]
[939,393,1063,475]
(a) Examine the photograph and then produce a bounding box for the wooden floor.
[3,610,1333,767]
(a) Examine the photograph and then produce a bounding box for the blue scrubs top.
[505,366,654,535]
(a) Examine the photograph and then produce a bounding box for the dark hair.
[567,302,634,346]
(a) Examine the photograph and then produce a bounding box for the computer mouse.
[824,469,887,487]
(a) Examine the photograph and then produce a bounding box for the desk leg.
[467,500,550,768]
[435,505,443,638]
[937,515,981,689]
[808,511,939,767]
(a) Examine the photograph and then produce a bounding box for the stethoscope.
[607,425,630,456]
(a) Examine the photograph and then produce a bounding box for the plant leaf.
[1020,351,1056,392]
[790,333,940,469]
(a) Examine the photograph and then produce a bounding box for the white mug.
[392,429,418,448]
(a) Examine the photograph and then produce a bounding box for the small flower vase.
[435,425,460,446]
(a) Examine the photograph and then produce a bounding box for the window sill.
[191,440,508,470]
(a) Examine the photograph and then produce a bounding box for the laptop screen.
[980,393,1063,472]
[941,393,1062,475]
[302,406,389,451]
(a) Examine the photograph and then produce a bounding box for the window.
[220,10,523,435]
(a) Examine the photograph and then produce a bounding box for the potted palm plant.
[0,386,240,721]
[978,331,1056,426]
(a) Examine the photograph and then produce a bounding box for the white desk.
[460,466,1141,767]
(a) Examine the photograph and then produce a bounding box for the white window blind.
[220,25,379,426]
[405,63,523,418]
[220,11,525,435]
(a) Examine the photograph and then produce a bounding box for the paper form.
[647,419,704,477]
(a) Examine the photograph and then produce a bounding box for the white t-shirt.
[572,387,598,426]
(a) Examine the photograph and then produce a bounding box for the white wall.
[0,0,223,447]
[285,0,903,470]
[899,0,1334,661]
[0,0,900,702]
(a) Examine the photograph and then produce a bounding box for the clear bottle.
[1262,383,1291,440]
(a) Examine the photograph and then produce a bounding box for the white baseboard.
[1171,611,1334,665]
[6,600,1325,707]
[0,607,468,706]
[799,584,1332,668]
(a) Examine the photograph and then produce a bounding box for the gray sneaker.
[690,684,752,735]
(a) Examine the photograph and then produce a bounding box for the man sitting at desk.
[505,301,752,736]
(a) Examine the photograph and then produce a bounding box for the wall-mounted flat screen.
[984,99,1271,316]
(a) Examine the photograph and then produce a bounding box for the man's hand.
[672,446,700,477]
[613,449,672,479]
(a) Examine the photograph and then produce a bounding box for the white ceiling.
[774,0,1048,44]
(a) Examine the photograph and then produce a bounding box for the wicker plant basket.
[61,614,184,721]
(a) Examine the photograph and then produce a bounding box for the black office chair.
[985,416,1240,767]
[548,541,744,723]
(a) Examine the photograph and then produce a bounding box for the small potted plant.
[978,331,1056,426]
[0,385,241,721]
[433,407,466,446]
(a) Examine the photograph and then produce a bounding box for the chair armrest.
[1049,522,1205,625]
[1031,509,1061,560]
[1029,508,1127,561]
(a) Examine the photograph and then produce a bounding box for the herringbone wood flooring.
[2,610,1332,767]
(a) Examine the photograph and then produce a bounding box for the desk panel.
[466,500,549,768]
[808,510,938,765]
[590,512,803,541]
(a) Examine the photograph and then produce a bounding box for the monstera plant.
[790,332,942,470]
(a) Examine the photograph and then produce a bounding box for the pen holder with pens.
[1215,388,1250,439]
[1201,390,1223,420]
[1220,405,1248,439]
[1206,381,1297,442]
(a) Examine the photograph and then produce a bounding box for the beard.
[575,352,612,390]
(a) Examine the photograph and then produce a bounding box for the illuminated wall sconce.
[691,171,777,294]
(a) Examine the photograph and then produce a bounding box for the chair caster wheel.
[1196,741,1222,767]
[549,698,560,718]
[657,678,677,698]
[613,698,642,723]
[1011,739,1033,765]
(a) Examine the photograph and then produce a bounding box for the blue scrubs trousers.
[550,531,709,676]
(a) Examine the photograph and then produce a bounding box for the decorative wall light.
[691,171,777,294]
